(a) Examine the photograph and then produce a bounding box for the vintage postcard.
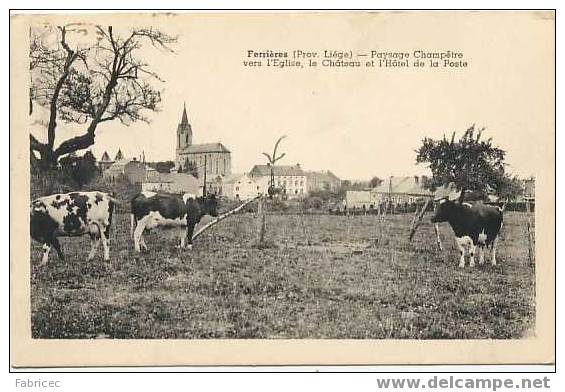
[10,11,555,367]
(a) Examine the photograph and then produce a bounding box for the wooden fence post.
[408,198,431,241]
[256,196,266,245]
[526,199,535,268]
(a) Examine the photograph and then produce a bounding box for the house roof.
[143,171,199,184]
[181,142,231,154]
[223,173,257,184]
[372,176,430,196]
[114,149,124,161]
[144,171,173,183]
[306,170,341,182]
[250,165,305,177]
[100,151,112,162]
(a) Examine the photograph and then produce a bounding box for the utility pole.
[203,155,208,196]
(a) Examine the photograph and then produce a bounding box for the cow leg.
[179,227,186,249]
[140,234,148,251]
[455,237,466,268]
[50,237,64,261]
[133,217,149,253]
[478,245,485,265]
[469,243,476,267]
[87,234,100,261]
[491,238,498,266]
[40,243,51,265]
[185,222,196,251]
[99,228,110,261]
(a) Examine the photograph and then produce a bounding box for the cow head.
[431,197,453,223]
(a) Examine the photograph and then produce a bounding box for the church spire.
[180,102,189,127]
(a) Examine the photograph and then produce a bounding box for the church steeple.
[180,102,189,127]
[177,102,192,150]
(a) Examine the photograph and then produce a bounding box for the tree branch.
[46,26,78,149]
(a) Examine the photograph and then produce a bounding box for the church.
[175,104,232,180]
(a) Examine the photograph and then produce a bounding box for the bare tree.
[30,24,176,171]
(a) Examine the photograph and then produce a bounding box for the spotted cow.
[30,191,118,264]
[431,198,503,268]
[130,191,219,252]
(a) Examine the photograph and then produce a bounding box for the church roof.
[182,142,231,154]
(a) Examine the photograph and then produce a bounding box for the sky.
[30,12,554,180]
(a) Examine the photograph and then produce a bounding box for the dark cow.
[431,198,503,268]
[30,191,118,264]
[130,191,219,252]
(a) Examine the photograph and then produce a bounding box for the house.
[141,172,200,195]
[345,190,377,209]
[103,158,146,184]
[223,173,262,200]
[249,164,307,198]
[98,151,114,172]
[305,170,341,193]
[371,176,432,205]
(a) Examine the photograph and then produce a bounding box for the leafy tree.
[153,160,175,173]
[415,125,506,202]
[59,150,98,189]
[369,176,383,188]
[30,25,176,171]
[496,173,524,202]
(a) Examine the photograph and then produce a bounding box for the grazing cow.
[30,191,118,264]
[431,198,503,268]
[130,191,219,252]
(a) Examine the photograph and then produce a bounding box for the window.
[295,181,298,186]
[300,181,303,186]
[236,186,239,191]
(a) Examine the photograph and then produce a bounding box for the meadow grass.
[30,211,535,339]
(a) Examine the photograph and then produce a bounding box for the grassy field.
[30,209,535,339]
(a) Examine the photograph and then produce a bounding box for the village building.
[248,164,307,198]
[371,176,431,204]
[141,171,200,195]
[175,103,232,181]
[102,157,146,184]
[345,176,432,209]
[305,170,341,193]
[98,151,114,172]
[222,173,262,200]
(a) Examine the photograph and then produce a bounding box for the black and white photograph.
[10,10,554,366]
